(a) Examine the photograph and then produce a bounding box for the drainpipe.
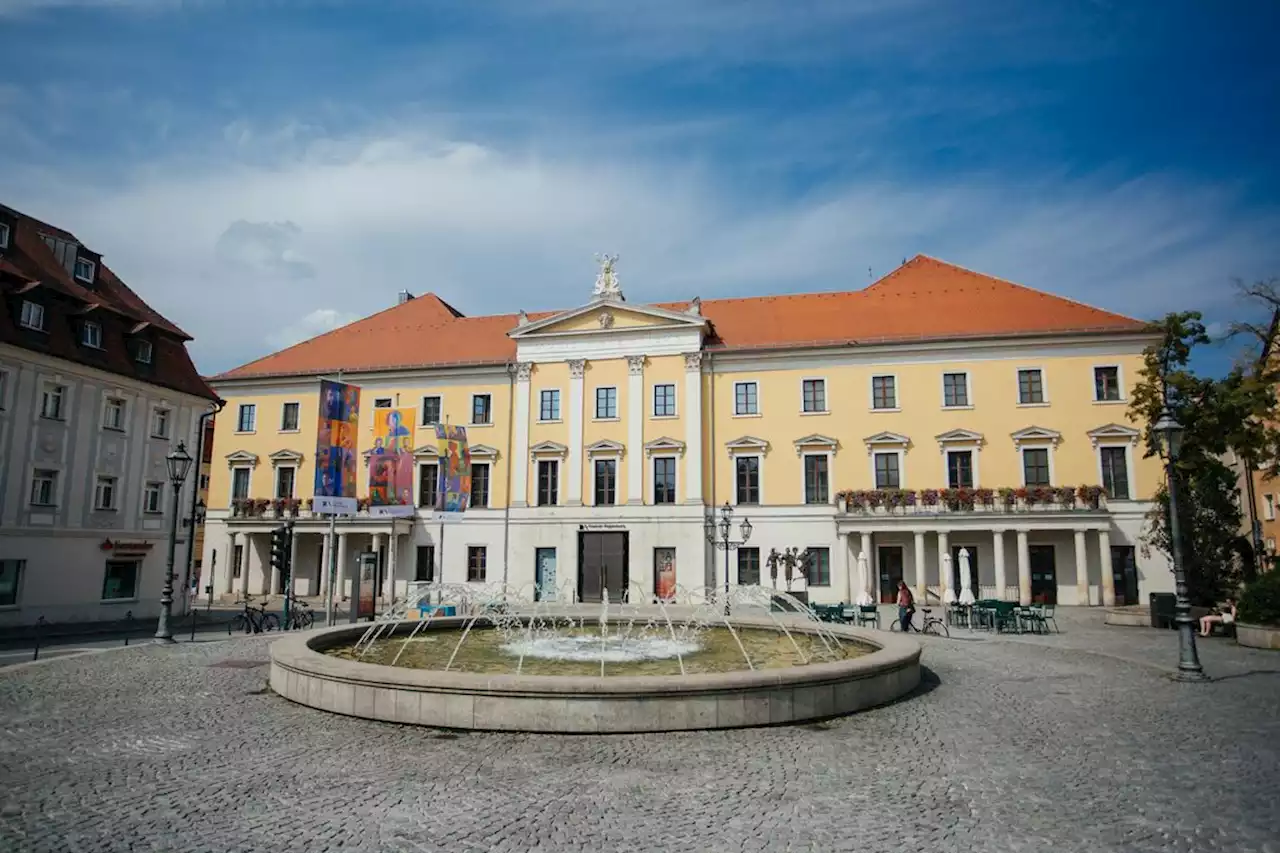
[501,362,515,593]
[183,397,226,615]
[707,352,716,589]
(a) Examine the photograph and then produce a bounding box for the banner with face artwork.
[368,407,415,517]
[313,379,360,514]
[434,423,471,513]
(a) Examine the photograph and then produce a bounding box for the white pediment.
[934,429,985,450]
[469,443,500,459]
[509,298,707,339]
[795,434,839,456]
[862,431,909,454]
[225,450,260,467]
[1011,425,1063,447]
[585,439,626,456]
[412,444,439,458]
[1087,423,1140,447]
[268,448,304,465]
[530,440,569,457]
[725,435,770,456]
[644,436,686,457]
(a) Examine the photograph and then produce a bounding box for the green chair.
[857,605,880,629]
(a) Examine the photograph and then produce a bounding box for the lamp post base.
[152,635,177,645]
[1170,668,1209,683]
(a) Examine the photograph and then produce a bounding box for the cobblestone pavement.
[1,611,1278,853]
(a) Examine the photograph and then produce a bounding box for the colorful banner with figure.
[314,379,360,514]
[655,547,677,601]
[434,424,471,513]
[369,407,415,517]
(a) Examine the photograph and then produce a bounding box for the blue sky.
[1,0,1277,375]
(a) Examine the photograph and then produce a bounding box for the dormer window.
[0,222,10,249]
[19,300,45,331]
[134,339,153,364]
[74,257,96,283]
[82,321,102,349]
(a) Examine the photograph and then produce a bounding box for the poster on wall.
[654,547,677,601]
[369,407,415,517]
[314,379,360,514]
[433,424,472,516]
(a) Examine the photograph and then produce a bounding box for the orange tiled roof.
[213,255,1151,380]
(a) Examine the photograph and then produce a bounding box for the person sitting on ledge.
[1198,598,1236,637]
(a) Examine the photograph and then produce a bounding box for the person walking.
[896,580,915,632]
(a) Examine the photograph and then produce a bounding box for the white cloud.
[215,219,314,279]
[266,308,359,352]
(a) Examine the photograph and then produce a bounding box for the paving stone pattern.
[1,610,1278,853]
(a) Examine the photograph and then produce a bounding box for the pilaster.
[567,359,586,506]
[683,352,703,504]
[512,362,532,507]
[627,356,644,504]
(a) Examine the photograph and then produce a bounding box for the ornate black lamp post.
[1152,405,1207,681]
[704,502,752,615]
[154,442,194,643]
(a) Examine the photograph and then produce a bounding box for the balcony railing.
[836,486,1108,515]
[227,498,384,520]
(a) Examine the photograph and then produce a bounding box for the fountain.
[269,582,922,733]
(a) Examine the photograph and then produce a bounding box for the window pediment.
[862,431,909,455]
[725,435,769,456]
[1011,425,1062,448]
[795,433,839,456]
[1087,423,1139,447]
[225,450,259,468]
[934,428,985,451]
[644,436,686,457]
[268,449,303,465]
[586,439,626,456]
[469,443,500,460]
[412,445,439,459]
[530,440,569,458]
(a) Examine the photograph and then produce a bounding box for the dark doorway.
[877,546,904,603]
[1111,545,1138,606]
[1029,544,1056,604]
[951,545,979,598]
[578,531,629,603]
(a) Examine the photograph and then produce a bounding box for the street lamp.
[155,441,194,643]
[1152,404,1206,681]
[704,502,752,615]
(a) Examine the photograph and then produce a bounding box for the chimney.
[397,290,414,305]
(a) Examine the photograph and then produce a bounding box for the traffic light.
[270,525,290,574]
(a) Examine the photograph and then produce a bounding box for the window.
[738,548,761,585]
[231,467,250,501]
[41,384,65,419]
[134,339,153,364]
[539,389,560,421]
[374,397,392,409]
[472,394,492,425]
[871,375,897,410]
[653,384,676,417]
[275,466,296,499]
[735,456,760,505]
[537,460,559,506]
[151,408,171,439]
[471,463,490,508]
[94,475,117,511]
[803,454,829,504]
[74,257,96,282]
[1266,494,1276,522]
[1099,447,1129,500]
[280,402,300,431]
[20,300,45,331]
[947,451,974,489]
[0,221,9,249]
[0,560,23,607]
[1094,366,1121,402]
[143,482,163,514]
[467,546,487,582]
[806,548,831,587]
[30,469,57,506]
[199,473,209,491]
[420,395,442,425]
[1018,369,1045,404]
[594,458,616,506]
[236,404,256,432]
[596,387,617,419]
[653,457,677,504]
[101,560,139,600]
[232,544,243,579]
[802,379,826,413]
[874,452,901,489]
[418,463,439,508]
[103,397,126,430]
[735,381,759,415]
[82,321,102,348]
[943,372,969,407]
[1023,448,1051,486]
[415,545,436,582]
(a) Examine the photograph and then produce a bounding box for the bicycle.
[888,606,950,637]
[229,596,279,634]
[285,595,314,630]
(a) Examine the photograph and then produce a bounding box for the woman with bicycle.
[896,581,915,633]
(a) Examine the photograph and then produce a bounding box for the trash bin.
[1149,592,1176,629]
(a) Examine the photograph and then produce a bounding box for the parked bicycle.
[889,606,950,637]
[229,596,279,634]
[285,594,314,630]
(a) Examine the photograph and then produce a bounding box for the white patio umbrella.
[958,547,976,605]
[855,551,874,606]
[942,553,956,604]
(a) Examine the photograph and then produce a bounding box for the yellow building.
[203,255,1168,608]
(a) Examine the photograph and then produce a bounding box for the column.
[239,533,251,597]
[683,352,704,503]
[1074,528,1090,607]
[937,531,949,600]
[268,552,280,597]
[1016,530,1032,606]
[842,533,854,603]
[287,529,299,595]
[913,532,926,600]
[512,363,532,507]
[224,531,238,595]
[567,359,586,506]
[992,529,1007,601]
[1099,528,1116,607]
[859,532,873,603]
[626,356,645,504]
[319,532,331,597]
[387,532,399,603]
[335,533,348,599]
[372,533,386,601]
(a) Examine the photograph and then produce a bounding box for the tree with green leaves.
[1130,311,1280,606]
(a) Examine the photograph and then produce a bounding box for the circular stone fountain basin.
[270,616,922,733]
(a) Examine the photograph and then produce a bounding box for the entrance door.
[534,547,557,601]
[951,545,979,599]
[878,546,904,603]
[1029,545,1057,604]
[578,532,629,603]
[1111,545,1138,606]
